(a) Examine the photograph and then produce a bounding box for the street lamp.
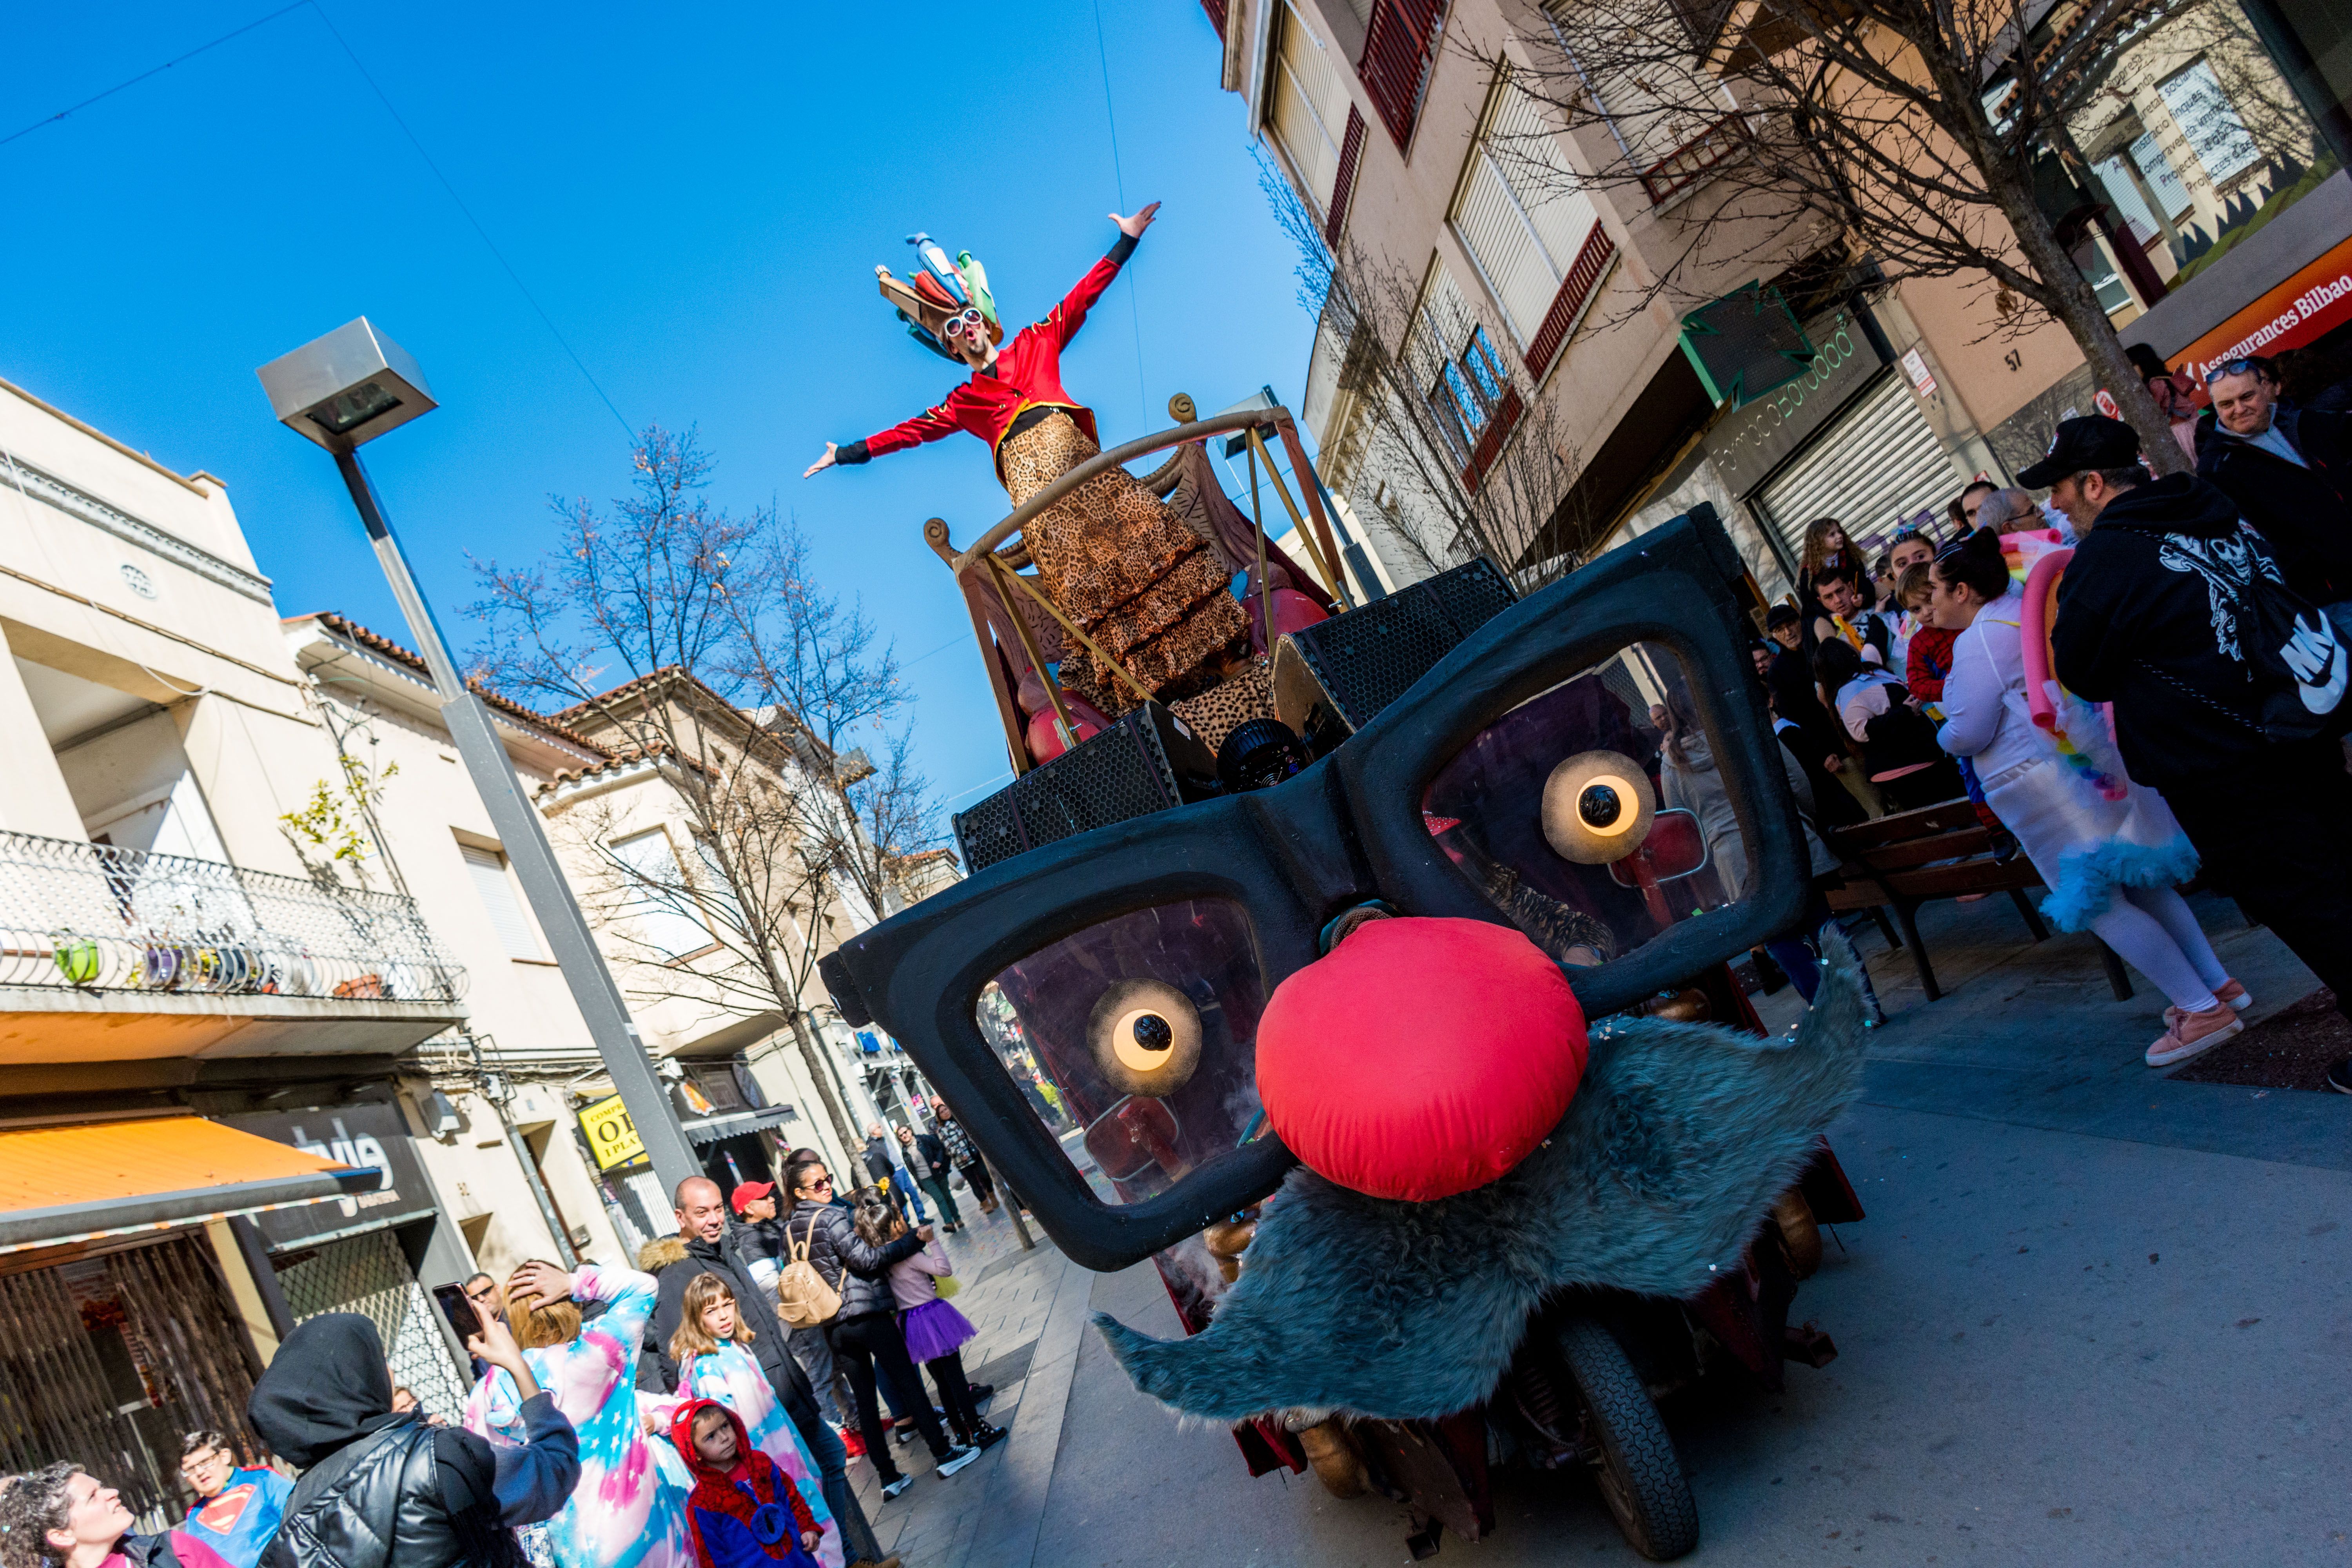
[257,318,703,1203]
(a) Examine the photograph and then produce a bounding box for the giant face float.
[825,508,1869,1559]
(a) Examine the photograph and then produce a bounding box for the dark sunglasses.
[821,509,1808,1271]
[2203,357,2270,385]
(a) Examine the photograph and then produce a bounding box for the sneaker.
[2215,978,2252,1011]
[968,1421,1009,1450]
[892,1425,913,1446]
[880,1473,914,1501]
[840,1428,866,1459]
[2326,1057,2352,1095]
[936,1445,980,1478]
[968,1383,995,1405]
[2147,1003,2244,1067]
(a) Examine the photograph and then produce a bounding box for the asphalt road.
[1018,894,2352,1567]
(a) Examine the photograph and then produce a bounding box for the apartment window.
[2094,154,2162,242]
[2158,59,2261,183]
[2129,130,2195,217]
[1450,74,1608,373]
[608,828,718,958]
[459,843,541,960]
[1270,2,1354,217]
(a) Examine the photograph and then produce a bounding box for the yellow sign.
[577,1094,646,1171]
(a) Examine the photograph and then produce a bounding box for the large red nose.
[1254,916,1588,1202]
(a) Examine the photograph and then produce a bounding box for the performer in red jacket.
[805,205,1257,739]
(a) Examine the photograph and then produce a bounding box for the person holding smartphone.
[247,1310,579,1568]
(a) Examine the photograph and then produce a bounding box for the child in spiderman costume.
[670,1400,824,1568]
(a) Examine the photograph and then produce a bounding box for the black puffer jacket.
[249,1315,575,1568]
[789,1197,923,1320]
[2194,403,2352,603]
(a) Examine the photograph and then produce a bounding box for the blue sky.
[0,0,1318,812]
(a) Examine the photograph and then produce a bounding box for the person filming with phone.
[245,1310,578,1568]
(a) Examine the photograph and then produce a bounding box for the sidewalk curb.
[949,1247,1097,1566]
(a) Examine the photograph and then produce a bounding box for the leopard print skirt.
[1001,412,1249,710]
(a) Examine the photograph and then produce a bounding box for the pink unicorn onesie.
[463,1263,691,1568]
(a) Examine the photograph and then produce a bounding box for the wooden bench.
[1823,799,2132,1003]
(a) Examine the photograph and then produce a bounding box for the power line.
[304,2,638,439]
[1089,0,1151,429]
[0,0,310,149]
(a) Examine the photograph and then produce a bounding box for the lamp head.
[257,318,436,452]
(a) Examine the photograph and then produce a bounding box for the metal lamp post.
[257,318,702,1203]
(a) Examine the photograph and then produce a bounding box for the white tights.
[2088,885,2229,1012]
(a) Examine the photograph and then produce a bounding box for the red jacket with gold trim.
[836,236,1135,481]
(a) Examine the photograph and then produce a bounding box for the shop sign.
[577,1093,647,1171]
[1705,307,1884,495]
[218,1101,432,1249]
[2167,234,2352,380]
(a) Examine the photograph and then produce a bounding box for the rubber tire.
[1774,1188,1824,1280]
[1555,1318,1700,1561]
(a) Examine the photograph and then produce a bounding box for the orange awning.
[0,1115,381,1254]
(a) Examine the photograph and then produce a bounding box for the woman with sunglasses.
[802,204,1267,750]
[784,1157,978,1501]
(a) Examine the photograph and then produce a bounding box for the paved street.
[853,892,2351,1566]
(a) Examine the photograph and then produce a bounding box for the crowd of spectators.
[1750,351,2349,1090]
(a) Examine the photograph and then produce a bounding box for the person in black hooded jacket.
[245,1312,577,1568]
[2045,414,2352,1092]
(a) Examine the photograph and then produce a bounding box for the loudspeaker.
[953,701,1220,873]
[1272,558,1519,742]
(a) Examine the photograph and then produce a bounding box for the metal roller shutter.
[1757,371,1967,562]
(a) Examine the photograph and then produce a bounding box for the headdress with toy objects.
[877,230,1001,362]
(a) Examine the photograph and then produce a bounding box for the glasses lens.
[1423,641,1766,971]
[979,898,1263,1206]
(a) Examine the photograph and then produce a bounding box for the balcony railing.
[1641,111,1746,205]
[0,829,466,1002]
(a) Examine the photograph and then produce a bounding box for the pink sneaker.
[2215,978,2251,1011]
[2148,1004,2244,1067]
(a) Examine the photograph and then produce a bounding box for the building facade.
[0,372,492,1518]
[1211,0,2352,595]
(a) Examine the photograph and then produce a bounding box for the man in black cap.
[2042,414,2352,1094]
[2193,353,2352,608]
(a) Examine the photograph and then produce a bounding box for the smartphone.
[431,1282,482,1342]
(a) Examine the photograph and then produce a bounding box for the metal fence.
[276,1229,471,1419]
[0,828,466,1002]
[0,1235,267,1530]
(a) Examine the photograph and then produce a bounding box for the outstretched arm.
[1048,203,1161,350]
[807,402,965,476]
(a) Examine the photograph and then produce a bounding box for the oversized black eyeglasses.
[820,509,1809,1270]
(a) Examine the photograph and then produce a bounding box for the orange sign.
[2168,234,2352,381]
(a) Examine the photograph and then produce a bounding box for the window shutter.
[1359,0,1445,149]
[1325,106,1367,245]
[2131,131,2194,218]
[461,844,541,960]
[2094,155,2160,243]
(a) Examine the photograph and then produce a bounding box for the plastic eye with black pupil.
[1086,978,1203,1097]
[1541,749,1657,865]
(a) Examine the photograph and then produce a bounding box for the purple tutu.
[900,1298,976,1363]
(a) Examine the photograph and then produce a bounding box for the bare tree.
[1483,0,2325,472]
[1261,152,1588,585]
[468,426,943,1155]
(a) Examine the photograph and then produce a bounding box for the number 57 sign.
[577,1094,647,1171]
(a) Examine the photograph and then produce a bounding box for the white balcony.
[0,829,467,1063]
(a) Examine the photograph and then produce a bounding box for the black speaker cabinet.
[953,701,1220,872]
[1272,557,1518,742]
